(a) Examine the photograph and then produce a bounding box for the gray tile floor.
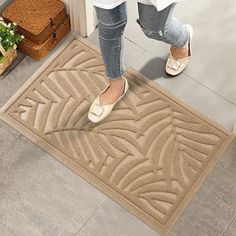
[0,0,236,235]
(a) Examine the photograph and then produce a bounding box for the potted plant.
[0,16,24,75]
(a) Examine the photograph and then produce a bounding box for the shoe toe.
[166,54,190,76]
[88,78,129,123]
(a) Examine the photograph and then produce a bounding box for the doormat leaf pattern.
[0,37,234,235]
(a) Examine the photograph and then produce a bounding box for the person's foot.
[88,78,129,123]
[170,44,189,59]
[165,24,193,76]
[99,77,125,105]
[170,25,191,59]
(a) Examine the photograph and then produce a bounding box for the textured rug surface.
[0,37,234,235]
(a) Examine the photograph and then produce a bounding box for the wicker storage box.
[18,16,70,60]
[2,0,67,44]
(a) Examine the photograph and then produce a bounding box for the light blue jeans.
[94,2,188,80]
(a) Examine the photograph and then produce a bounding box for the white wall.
[85,0,97,36]
[61,0,97,37]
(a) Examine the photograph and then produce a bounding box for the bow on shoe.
[167,56,181,70]
[89,104,105,117]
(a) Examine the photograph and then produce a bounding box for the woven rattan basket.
[18,16,70,60]
[3,0,66,44]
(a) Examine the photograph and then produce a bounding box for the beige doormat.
[0,36,234,235]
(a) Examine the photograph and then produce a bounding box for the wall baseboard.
[0,0,13,13]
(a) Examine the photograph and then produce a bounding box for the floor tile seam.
[202,182,236,219]
[172,216,210,236]
[220,213,236,236]
[171,182,235,236]
[181,73,236,107]
[137,49,236,107]
[93,30,235,108]
[129,49,147,67]
[73,196,107,236]
[124,36,150,51]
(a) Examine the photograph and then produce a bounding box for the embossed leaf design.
[5,40,230,230]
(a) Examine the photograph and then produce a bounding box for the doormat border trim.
[0,35,234,235]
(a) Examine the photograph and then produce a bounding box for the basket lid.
[2,0,65,36]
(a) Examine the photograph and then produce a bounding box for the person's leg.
[137,3,189,59]
[94,2,127,105]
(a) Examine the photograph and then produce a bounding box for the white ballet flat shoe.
[165,24,193,76]
[88,78,129,123]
